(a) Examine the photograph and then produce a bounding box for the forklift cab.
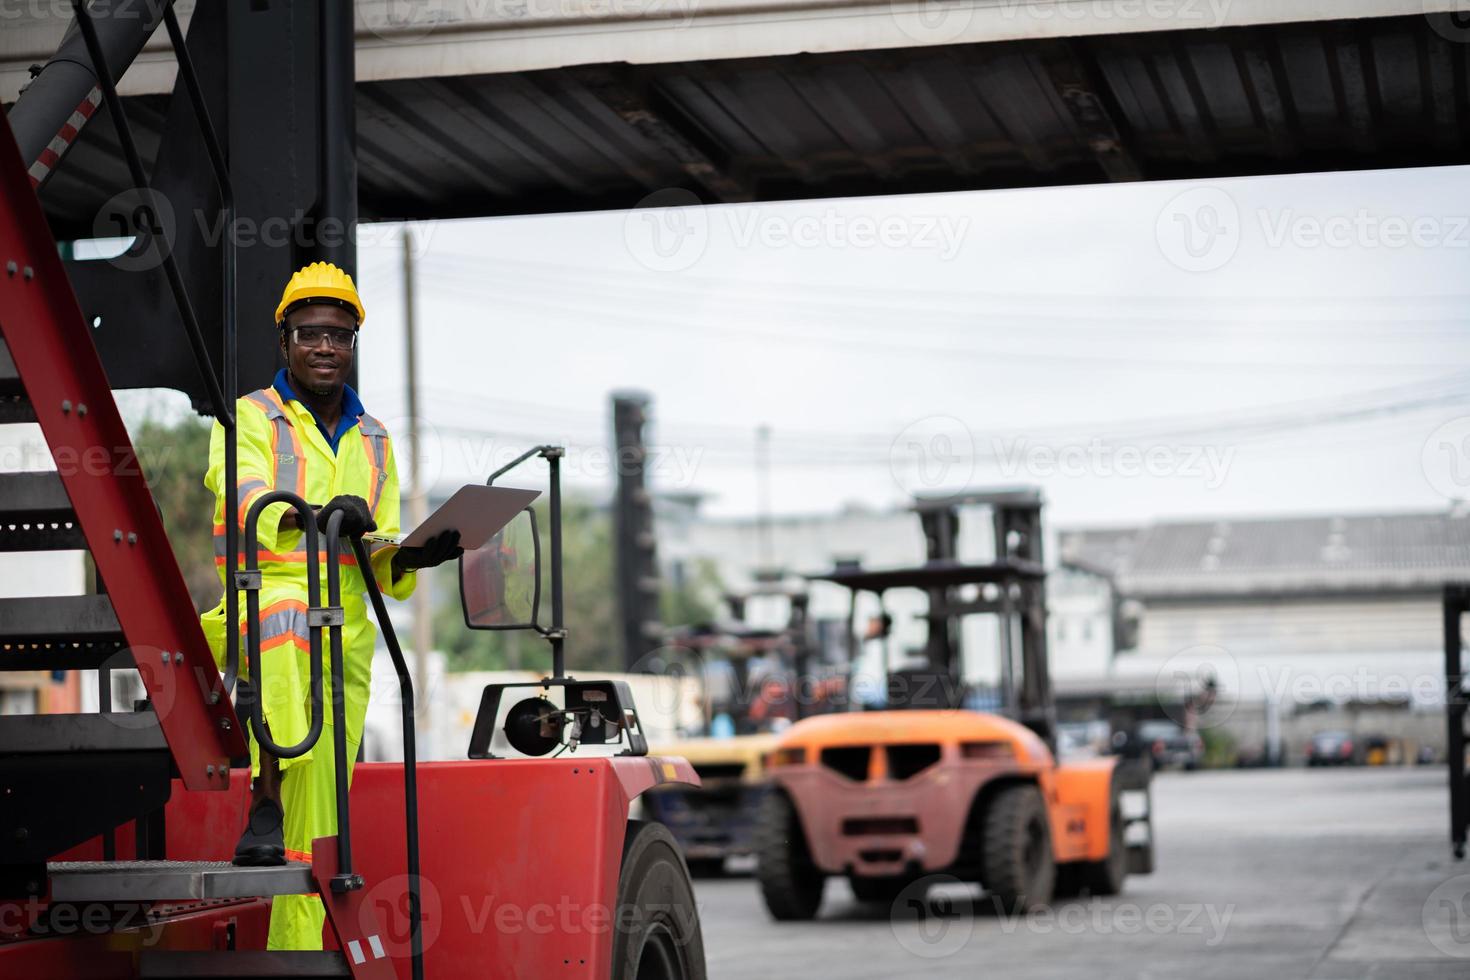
[809,488,1057,751]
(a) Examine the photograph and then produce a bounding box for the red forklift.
[0,5,704,978]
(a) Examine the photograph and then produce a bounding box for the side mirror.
[460,506,541,631]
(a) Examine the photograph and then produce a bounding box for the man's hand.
[316,494,377,538]
[392,529,464,578]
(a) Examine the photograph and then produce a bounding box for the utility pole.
[756,424,773,572]
[403,227,432,745]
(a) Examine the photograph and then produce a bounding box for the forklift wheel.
[980,784,1056,912]
[685,857,727,879]
[848,875,914,906]
[612,821,708,980]
[755,790,826,921]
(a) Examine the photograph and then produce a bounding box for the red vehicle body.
[0,759,698,978]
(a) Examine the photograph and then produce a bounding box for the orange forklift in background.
[755,489,1154,919]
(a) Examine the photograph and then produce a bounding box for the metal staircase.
[0,7,411,978]
[0,123,243,896]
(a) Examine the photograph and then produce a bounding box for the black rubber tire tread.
[754,790,826,921]
[611,820,708,980]
[1051,862,1084,899]
[848,875,912,905]
[980,783,1056,912]
[685,857,727,879]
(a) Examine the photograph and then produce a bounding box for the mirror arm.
[486,444,560,486]
[545,448,565,679]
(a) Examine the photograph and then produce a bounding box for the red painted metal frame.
[343,757,698,979]
[1,757,699,978]
[0,898,272,978]
[0,113,245,786]
[313,842,400,980]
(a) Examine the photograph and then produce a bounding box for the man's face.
[282,304,357,396]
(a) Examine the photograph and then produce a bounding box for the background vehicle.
[1307,730,1360,767]
[644,578,811,875]
[754,489,1154,920]
[1135,719,1204,771]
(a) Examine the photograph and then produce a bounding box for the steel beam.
[1037,39,1143,182]
[6,0,171,190]
[572,65,751,203]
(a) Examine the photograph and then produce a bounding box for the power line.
[414,263,1467,375]
[400,246,1470,329]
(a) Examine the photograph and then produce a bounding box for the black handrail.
[157,4,242,700]
[68,1,244,703]
[240,498,361,896]
[240,491,324,760]
[68,2,233,426]
[321,510,357,889]
[351,536,425,980]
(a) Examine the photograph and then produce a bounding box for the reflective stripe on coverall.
[200,386,415,951]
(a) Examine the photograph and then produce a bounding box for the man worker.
[199,261,462,950]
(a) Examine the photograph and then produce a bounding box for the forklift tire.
[612,821,708,980]
[848,875,913,906]
[755,790,826,921]
[685,857,727,879]
[980,784,1055,912]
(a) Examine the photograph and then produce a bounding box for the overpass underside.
[18,6,1470,234]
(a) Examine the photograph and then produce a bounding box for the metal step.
[0,394,34,423]
[0,335,19,398]
[0,594,123,648]
[138,951,350,979]
[0,471,73,519]
[0,710,166,753]
[1,712,173,862]
[0,471,87,552]
[0,642,121,671]
[48,860,317,903]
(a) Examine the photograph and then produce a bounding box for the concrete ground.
[694,767,1470,979]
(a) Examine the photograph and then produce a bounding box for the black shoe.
[233,798,286,867]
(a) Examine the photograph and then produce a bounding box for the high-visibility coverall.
[200,383,415,950]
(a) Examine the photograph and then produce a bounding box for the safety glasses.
[289,325,358,351]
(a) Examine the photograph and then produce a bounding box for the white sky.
[338,165,1466,527]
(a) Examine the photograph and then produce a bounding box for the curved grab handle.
[239,489,324,760]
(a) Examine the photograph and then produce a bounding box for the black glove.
[316,494,376,538]
[392,529,463,575]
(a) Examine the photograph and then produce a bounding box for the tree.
[660,556,724,628]
[433,496,619,672]
[128,413,220,611]
[434,497,720,674]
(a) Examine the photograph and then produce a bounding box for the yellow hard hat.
[274,261,366,326]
